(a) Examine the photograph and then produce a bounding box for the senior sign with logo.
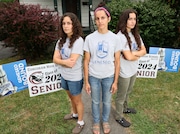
[26,63,63,97]
[137,54,160,78]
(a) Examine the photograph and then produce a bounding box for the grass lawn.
[0,57,180,134]
[122,71,180,134]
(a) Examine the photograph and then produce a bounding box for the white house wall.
[81,0,89,27]
[19,0,102,27]
[57,0,63,16]
[19,0,63,16]
[81,0,102,27]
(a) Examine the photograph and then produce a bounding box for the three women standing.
[53,4,146,134]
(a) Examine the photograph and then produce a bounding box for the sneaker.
[116,118,131,127]
[123,108,137,114]
[64,113,78,120]
[72,123,85,134]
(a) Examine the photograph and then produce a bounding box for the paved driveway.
[80,88,127,134]
[0,41,16,60]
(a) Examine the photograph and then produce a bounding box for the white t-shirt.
[55,37,84,81]
[117,31,144,78]
[84,30,122,79]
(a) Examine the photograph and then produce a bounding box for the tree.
[0,1,60,60]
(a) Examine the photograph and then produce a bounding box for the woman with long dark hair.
[53,12,85,134]
[115,9,146,127]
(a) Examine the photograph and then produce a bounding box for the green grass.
[0,57,76,134]
[0,90,75,134]
[124,71,180,134]
[0,57,180,134]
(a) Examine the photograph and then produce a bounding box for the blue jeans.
[89,76,114,124]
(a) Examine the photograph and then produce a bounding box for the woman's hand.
[110,82,118,94]
[85,82,91,95]
[64,58,76,68]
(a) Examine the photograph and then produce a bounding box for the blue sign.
[149,47,180,72]
[0,60,28,96]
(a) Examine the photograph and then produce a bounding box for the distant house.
[18,0,111,34]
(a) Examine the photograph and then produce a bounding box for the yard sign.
[26,63,63,97]
[137,54,160,78]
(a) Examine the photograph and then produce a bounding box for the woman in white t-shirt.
[53,12,84,134]
[84,2,121,134]
[114,9,146,128]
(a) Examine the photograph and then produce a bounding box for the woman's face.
[95,10,110,31]
[126,13,136,32]
[62,16,73,37]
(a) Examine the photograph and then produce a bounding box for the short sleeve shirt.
[55,37,84,81]
[84,31,122,79]
[117,31,144,78]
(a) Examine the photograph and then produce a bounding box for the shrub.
[107,0,134,32]
[0,0,14,2]
[0,1,59,60]
[134,0,178,49]
[107,0,178,50]
[160,0,180,48]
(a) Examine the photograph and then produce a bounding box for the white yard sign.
[26,63,63,97]
[137,54,160,78]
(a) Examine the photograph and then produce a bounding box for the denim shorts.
[61,76,83,96]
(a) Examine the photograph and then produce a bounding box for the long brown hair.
[115,9,141,50]
[58,12,83,49]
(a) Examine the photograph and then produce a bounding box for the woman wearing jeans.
[83,2,121,134]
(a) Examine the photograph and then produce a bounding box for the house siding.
[19,0,63,16]
[19,0,102,27]
[81,0,89,27]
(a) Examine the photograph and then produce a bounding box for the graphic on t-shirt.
[132,42,138,51]
[61,47,71,59]
[96,41,109,58]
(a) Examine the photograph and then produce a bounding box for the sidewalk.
[0,41,16,60]
[80,88,127,134]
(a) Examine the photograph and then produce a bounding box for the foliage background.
[107,0,179,52]
[0,1,59,60]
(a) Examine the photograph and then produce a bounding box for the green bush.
[107,0,134,32]
[107,0,178,50]
[0,0,14,2]
[0,2,59,60]
[135,0,177,49]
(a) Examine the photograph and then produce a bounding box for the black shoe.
[116,118,131,127]
[123,108,137,114]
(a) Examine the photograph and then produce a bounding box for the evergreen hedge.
[107,0,179,51]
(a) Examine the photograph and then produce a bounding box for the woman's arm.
[53,50,78,68]
[83,51,91,95]
[111,50,120,94]
[132,45,147,57]
[122,50,140,61]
